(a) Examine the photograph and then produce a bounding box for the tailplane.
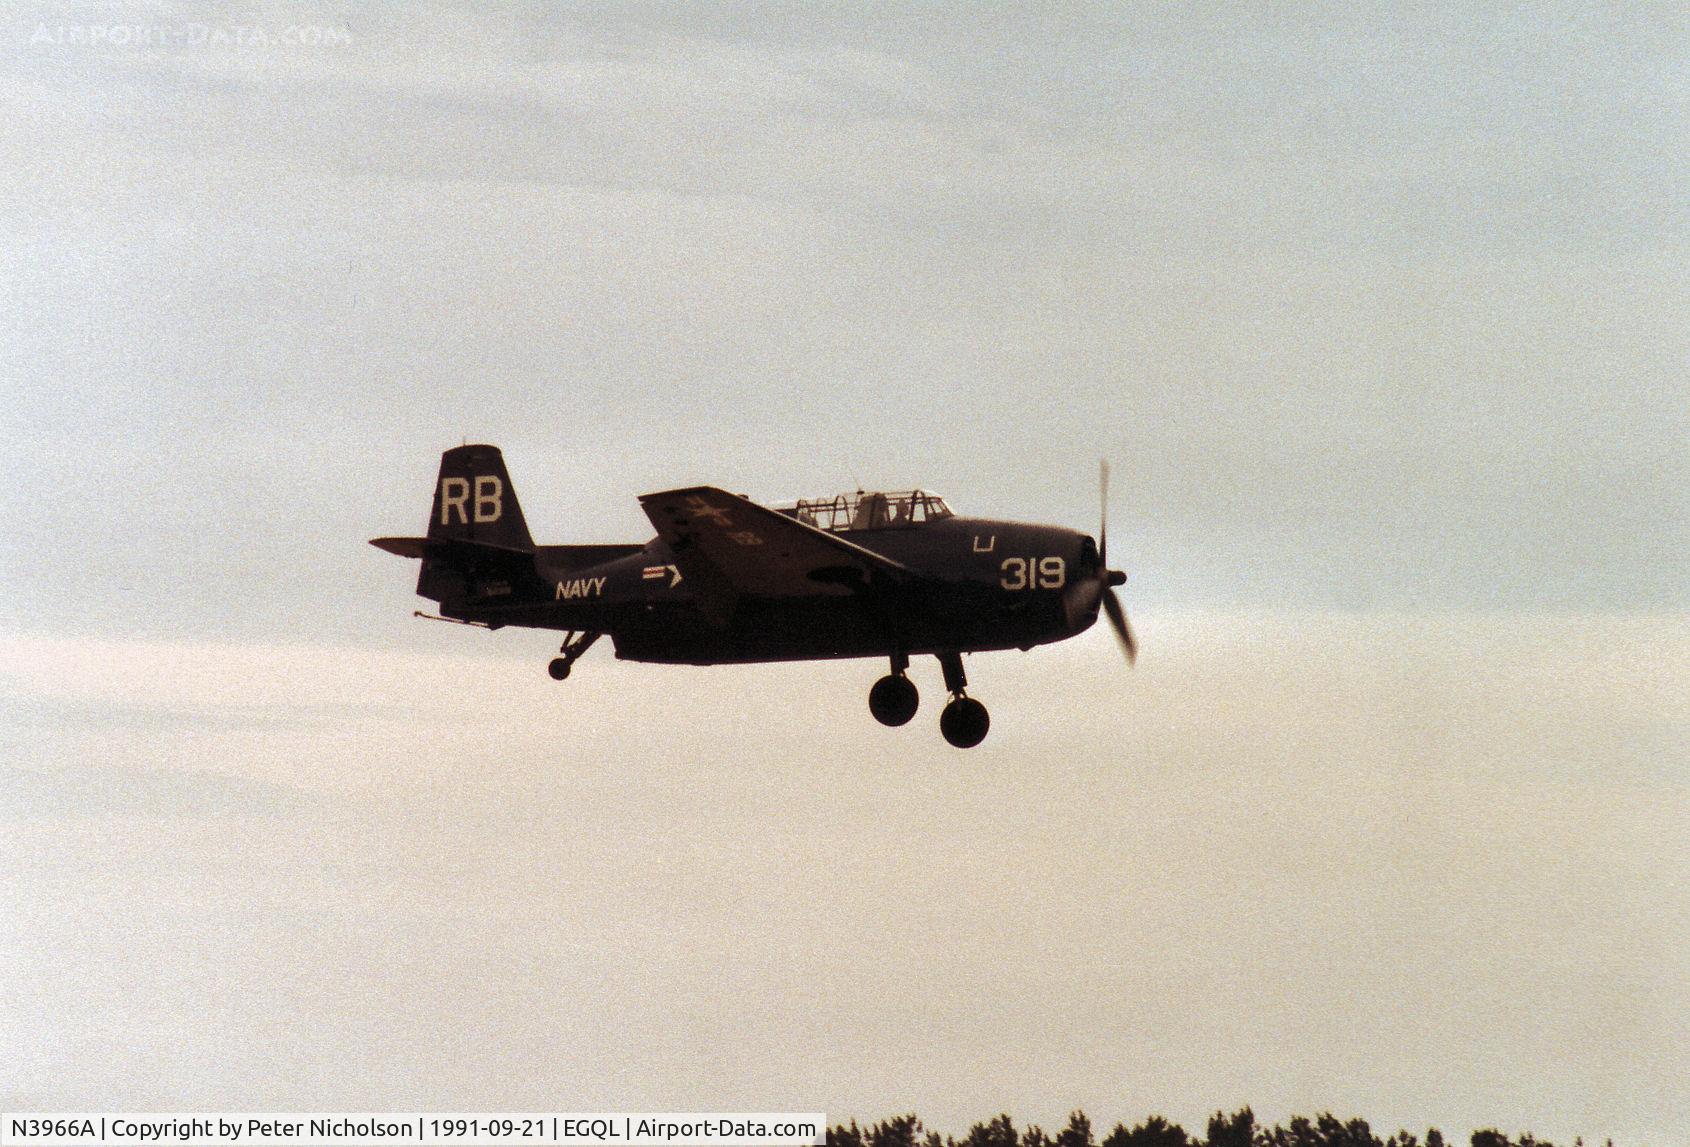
[370,444,542,613]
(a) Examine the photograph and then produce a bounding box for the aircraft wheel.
[868,674,919,727]
[547,657,571,681]
[939,697,989,748]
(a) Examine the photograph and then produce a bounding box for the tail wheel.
[547,631,600,681]
[868,674,919,727]
[939,697,989,748]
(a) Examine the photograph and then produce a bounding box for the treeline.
[827,1110,1610,1147]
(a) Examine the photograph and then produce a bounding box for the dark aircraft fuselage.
[500,515,1099,664]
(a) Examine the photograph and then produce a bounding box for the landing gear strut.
[868,651,919,727]
[936,650,989,748]
[547,631,600,680]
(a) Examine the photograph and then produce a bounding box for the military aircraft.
[372,445,1135,748]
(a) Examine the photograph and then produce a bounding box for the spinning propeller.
[1089,460,1136,663]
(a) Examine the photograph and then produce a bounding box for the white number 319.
[1000,556,1066,590]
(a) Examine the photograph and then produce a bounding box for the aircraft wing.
[637,486,910,608]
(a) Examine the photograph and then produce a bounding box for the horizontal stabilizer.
[371,536,427,558]
[370,536,533,563]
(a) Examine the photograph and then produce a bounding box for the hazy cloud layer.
[3,617,1687,1142]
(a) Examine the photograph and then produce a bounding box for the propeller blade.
[1102,587,1137,665]
[1099,459,1109,569]
[1095,458,1135,664]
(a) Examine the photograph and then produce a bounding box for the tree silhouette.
[1101,1116,1190,1147]
[828,1110,1576,1147]
[1057,1112,1095,1147]
[1205,1109,1256,1147]
[962,1115,1019,1147]
[866,1116,923,1147]
[1255,1113,1383,1147]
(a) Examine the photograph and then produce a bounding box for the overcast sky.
[2,3,1687,1144]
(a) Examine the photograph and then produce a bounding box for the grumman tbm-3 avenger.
[372,445,1136,748]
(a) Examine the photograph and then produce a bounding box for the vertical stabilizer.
[426,444,534,550]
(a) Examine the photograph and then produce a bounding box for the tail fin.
[427,444,534,551]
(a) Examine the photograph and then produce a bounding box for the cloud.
[0,762,315,818]
[1,615,1686,1141]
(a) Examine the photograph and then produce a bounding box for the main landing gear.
[547,631,600,680]
[935,650,989,749]
[869,652,920,727]
[868,651,990,748]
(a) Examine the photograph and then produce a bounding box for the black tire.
[868,674,919,726]
[547,658,571,680]
[939,697,989,748]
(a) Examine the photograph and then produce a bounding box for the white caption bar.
[1,1114,826,1147]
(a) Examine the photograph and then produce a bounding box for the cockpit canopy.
[775,490,954,532]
